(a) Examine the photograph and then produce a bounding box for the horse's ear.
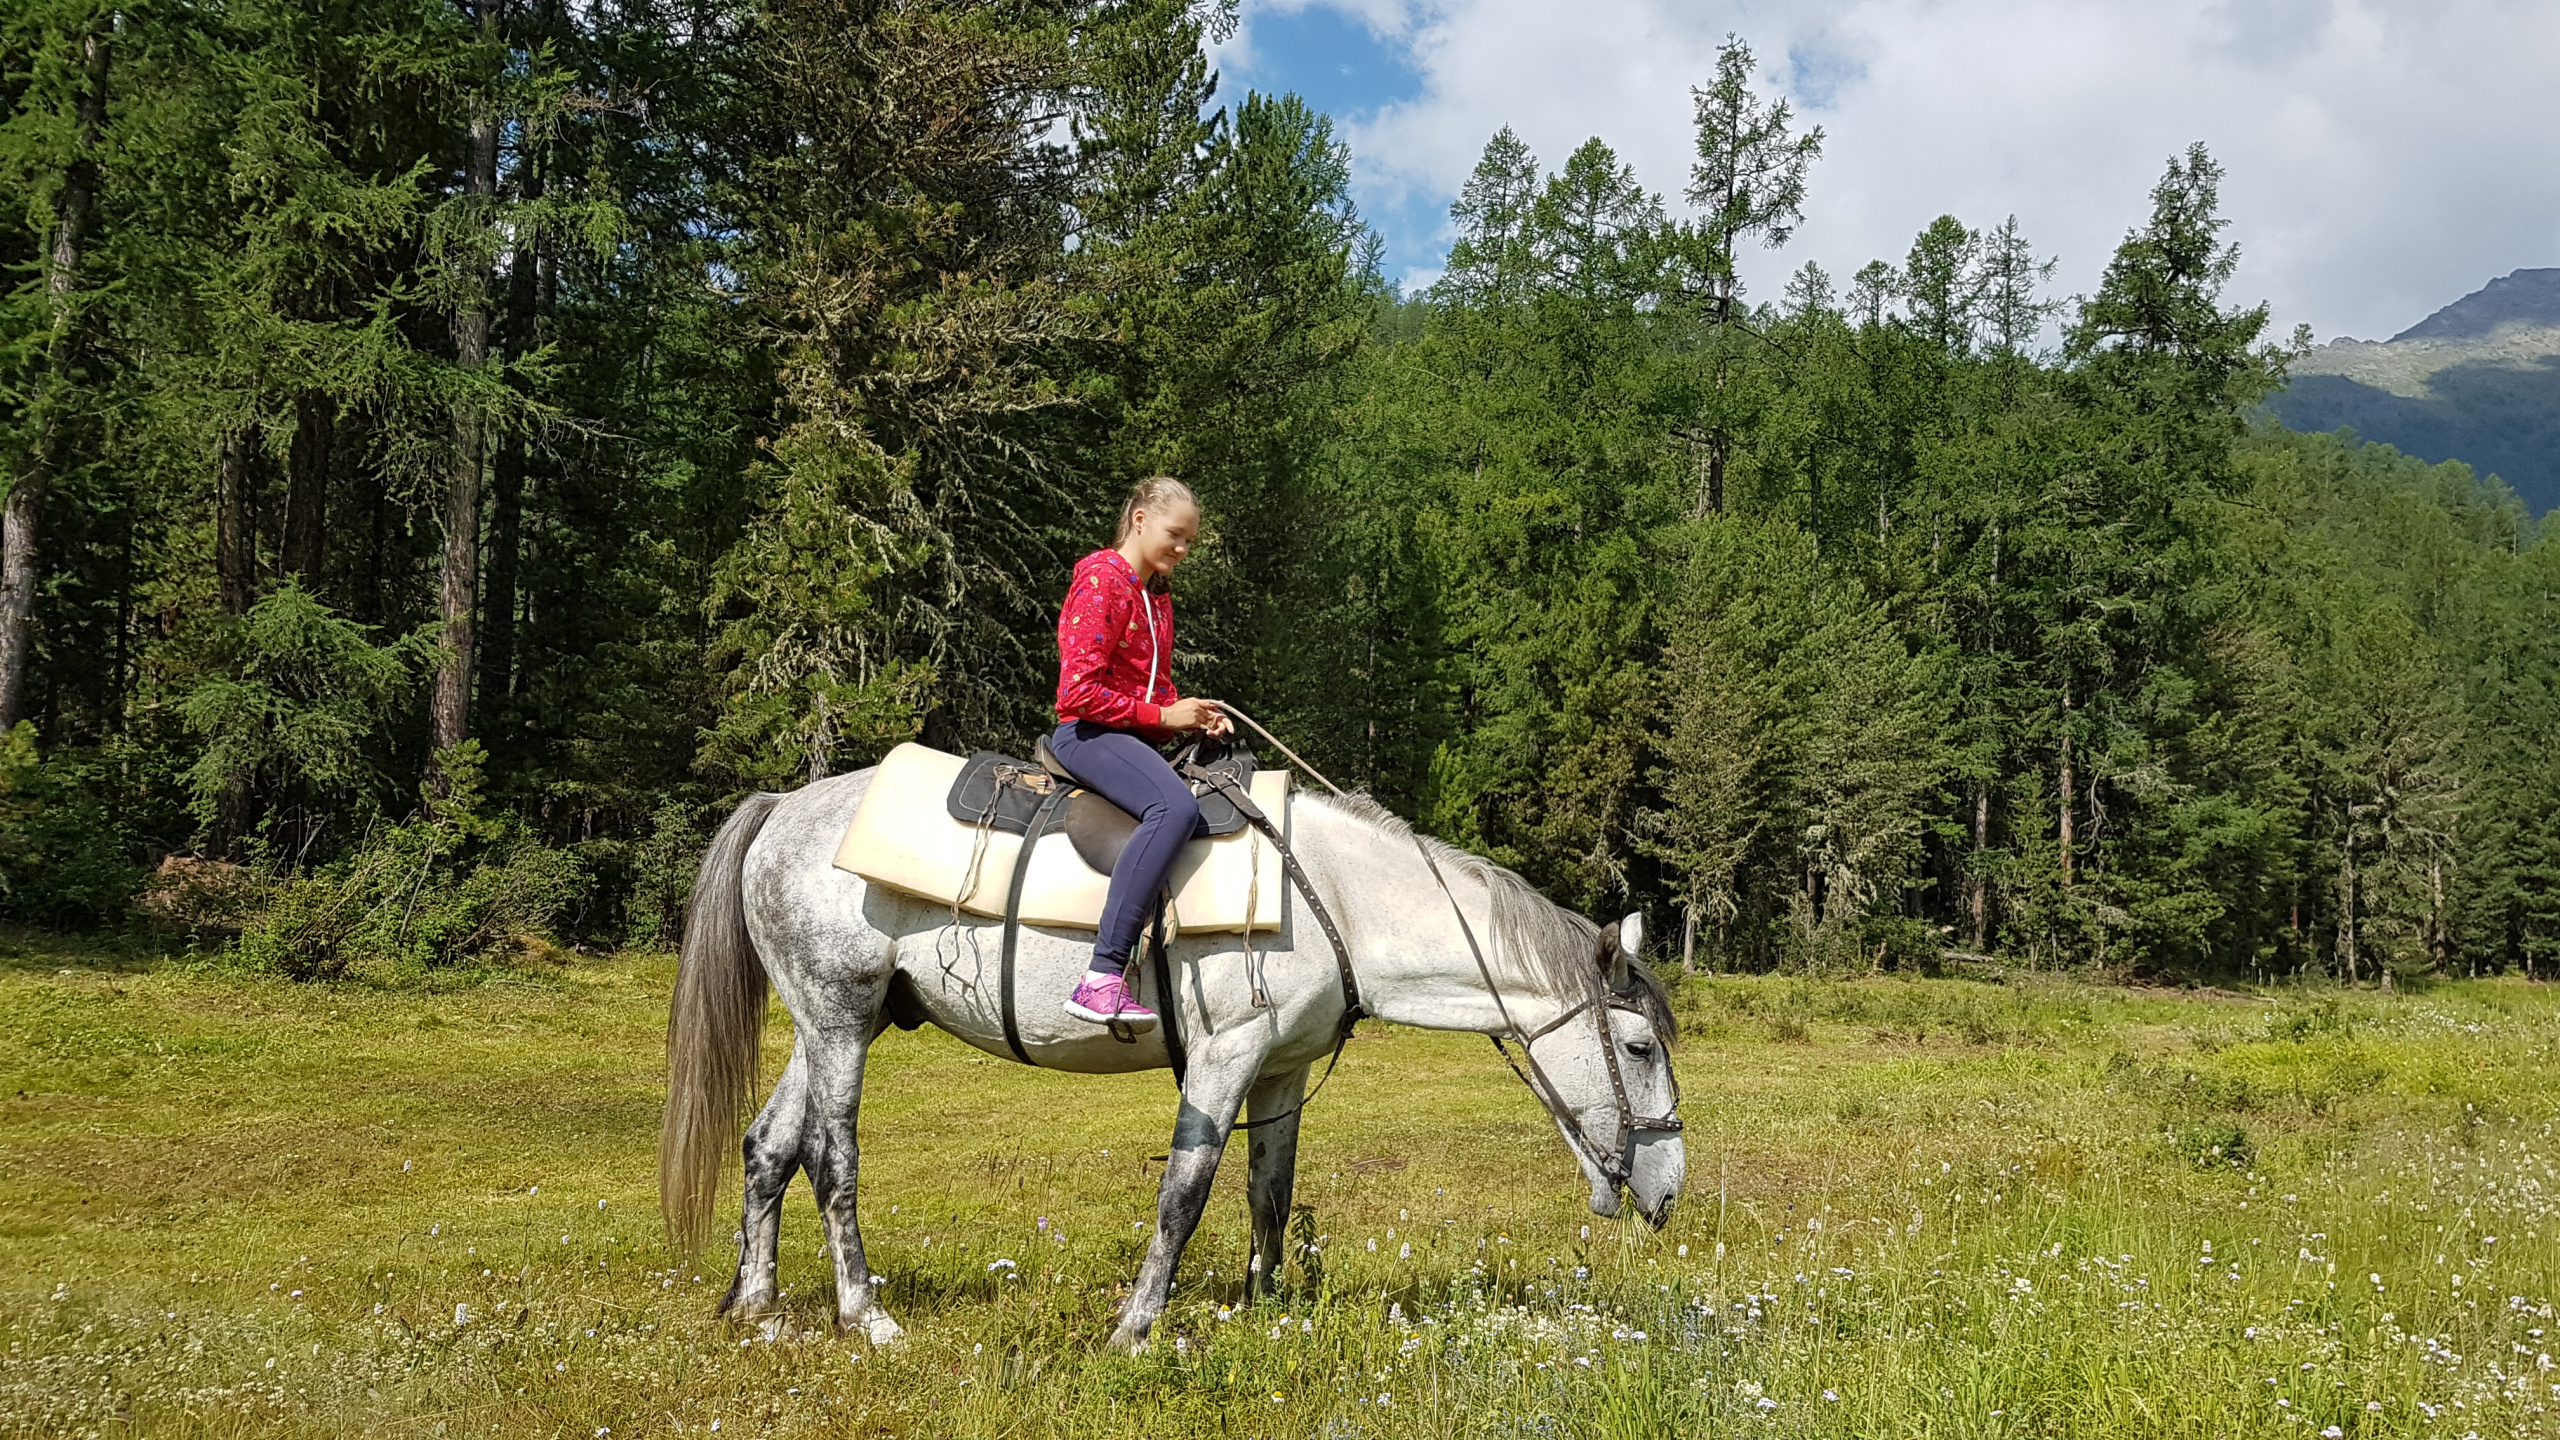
[1609,912,1641,988]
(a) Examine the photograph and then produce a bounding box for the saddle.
[836,735,1358,1091]
[945,736,1259,877]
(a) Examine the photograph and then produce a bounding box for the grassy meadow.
[3,936,2557,1439]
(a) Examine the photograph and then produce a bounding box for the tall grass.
[2,942,2554,1437]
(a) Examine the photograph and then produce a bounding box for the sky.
[1211,0,2560,344]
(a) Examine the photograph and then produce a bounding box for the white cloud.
[1252,0,2560,339]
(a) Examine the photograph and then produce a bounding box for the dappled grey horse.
[659,768,1684,1350]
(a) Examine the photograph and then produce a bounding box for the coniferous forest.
[3,0,2553,983]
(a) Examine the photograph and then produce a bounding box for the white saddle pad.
[832,742,1286,932]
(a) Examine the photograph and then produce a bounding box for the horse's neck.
[1297,802,1572,1039]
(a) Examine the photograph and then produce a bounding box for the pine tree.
[1679,33,1820,516]
[1437,128,1540,309]
[1898,215,1980,357]
[0,0,112,730]
[702,0,1091,781]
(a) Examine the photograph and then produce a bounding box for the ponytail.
[1114,476,1198,544]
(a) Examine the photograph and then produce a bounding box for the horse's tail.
[660,790,783,1256]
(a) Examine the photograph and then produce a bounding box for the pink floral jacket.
[1054,549,1178,736]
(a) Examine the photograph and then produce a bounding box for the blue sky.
[1208,0,2560,343]
[1217,6,1446,286]
[1222,4,1425,126]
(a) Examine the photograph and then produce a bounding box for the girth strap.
[997,783,1075,1065]
[1174,759,1363,1133]
[1147,901,1183,1079]
[1175,760,1362,1035]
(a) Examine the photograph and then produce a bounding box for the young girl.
[1051,476,1232,1032]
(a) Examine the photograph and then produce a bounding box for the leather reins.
[1171,758,1361,1133]
[1216,704,1682,1194]
[1410,842,1684,1197]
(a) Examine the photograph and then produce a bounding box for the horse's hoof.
[857,1312,906,1346]
[1105,1323,1152,1354]
[720,1293,779,1323]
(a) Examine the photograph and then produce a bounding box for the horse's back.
[741,762,1338,1079]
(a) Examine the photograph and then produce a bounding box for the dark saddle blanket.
[945,737,1257,877]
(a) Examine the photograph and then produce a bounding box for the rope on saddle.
[997,783,1075,1066]
[1174,759,1361,1034]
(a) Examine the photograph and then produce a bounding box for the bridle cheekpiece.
[1416,850,1684,1197]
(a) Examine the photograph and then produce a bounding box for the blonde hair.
[1114,475,1198,544]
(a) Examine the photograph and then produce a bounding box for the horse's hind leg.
[801,1026,903,1344]
[1243,1064,1310,1301]
[719,1044,811,1320]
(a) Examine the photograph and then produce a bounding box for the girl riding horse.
[1050,476,1232,1032]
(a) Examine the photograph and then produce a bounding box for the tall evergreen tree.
[1680,34,1819,514]
[0,0,112,731]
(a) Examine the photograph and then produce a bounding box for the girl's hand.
[1161,697,1229,734]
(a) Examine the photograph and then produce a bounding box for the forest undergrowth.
[3,938,2555,1438]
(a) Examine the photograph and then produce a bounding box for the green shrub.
[2265,995,2351,1042]
[176,582,427,839]
[225,744,589,979]
[0,724,145,929]
[2168,1119,2256,1170]
[617,799,711,951]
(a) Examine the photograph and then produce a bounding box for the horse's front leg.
[1242,1063,1310,1302]
[1108,1055,1260,1352]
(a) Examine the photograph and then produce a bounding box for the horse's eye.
[1626,1041,1654,1060]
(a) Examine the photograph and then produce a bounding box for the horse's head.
[1523,913,1686,1227]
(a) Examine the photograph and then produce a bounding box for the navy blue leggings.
[1049,720,1202,973]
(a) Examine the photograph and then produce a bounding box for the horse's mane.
[1312,792,1678,1045]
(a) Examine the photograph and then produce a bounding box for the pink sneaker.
[1064,972,1157,1032]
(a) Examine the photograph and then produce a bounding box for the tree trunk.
[432,66,501,765]
[1681,906,1696,975]
[216,432,257,615]
[480,440,522,704]
[213,427,261,852]
[355,416,390,627]
[1703,294,1729,514]
[2428,850,2449,974]
[2336,826,2359,984]
[1970,782,1990,947]
[2057,727,2075,890]
[478,146,545,710]
[282,391,334,584]
[0,23,111,732]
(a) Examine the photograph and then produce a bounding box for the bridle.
[1413,843,1684,1198]
[1205,703,1682,1191]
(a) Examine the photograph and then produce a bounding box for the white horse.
[659,766,1685,1351]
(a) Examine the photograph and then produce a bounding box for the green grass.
[4,936,2559,1438]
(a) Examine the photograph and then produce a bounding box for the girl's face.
[1122,500,1199,580]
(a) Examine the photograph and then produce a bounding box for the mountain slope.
[2268,268,2560,514]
